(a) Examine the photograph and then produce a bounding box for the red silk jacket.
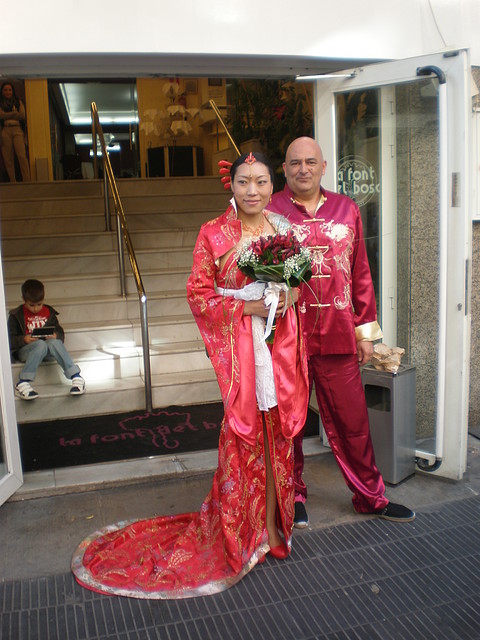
[186,204,309,445]
[268,186,382,357]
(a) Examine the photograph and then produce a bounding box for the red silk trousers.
[294,353,388,513]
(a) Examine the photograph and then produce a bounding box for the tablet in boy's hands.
[32,326,55,337]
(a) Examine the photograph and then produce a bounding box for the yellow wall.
[24,79,52,181]
[136,77,228,177]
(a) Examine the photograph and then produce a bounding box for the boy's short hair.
[21,279,45,303]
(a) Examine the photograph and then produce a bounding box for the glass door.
[0,254,23,506]
[313,50,471,480]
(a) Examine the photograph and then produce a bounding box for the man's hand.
[357,340,373,366]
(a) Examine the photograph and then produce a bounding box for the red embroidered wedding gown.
[71,207,308,599]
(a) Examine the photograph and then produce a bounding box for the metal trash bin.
[361,364,416,485]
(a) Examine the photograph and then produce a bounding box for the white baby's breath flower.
[236,246,259,268]
[284,250,310,280]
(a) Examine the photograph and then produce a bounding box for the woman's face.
[231,161,273,217]
[1,85,13,100]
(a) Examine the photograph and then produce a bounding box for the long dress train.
[72,408,293,599]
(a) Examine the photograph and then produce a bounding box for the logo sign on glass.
[337,156,380,207]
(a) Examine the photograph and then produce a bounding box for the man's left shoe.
[372,502,415,522]
[70,376,86,395]
[294,502,309,528]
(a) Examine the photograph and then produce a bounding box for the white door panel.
[0,252,23,506]
[312,50,471,480]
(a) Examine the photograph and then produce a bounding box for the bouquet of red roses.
[236,230,312,343]
[237,229,312,287]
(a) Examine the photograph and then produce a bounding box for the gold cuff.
[355,321,383,342]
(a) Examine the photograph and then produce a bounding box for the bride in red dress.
[71,152,309,599]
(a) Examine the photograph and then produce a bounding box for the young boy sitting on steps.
[7,279,85,400]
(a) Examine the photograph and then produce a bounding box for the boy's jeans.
[17,339,80,382]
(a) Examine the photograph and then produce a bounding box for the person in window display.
[71,152,309,599]
[0,82,30,182]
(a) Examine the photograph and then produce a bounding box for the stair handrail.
[90,102,153,413]
[208,100,241,156]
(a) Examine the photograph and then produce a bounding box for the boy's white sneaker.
[15,381,39,400]
[70,376,86,395]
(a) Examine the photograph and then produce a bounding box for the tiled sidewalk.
[2,496,480,640]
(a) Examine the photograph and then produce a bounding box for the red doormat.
[18,404,320,472]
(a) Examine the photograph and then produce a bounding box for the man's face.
[283,138,327,200]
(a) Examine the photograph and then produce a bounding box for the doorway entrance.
[48,80,140,180]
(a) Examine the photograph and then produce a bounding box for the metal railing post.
[103,170,111,232]
[140,296,153,412]
[90,101,153,412]
[91,116,98,178]
[208,100,241,155]
[116,215,127,297]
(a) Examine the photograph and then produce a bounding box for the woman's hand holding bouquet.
[237,230,312,341]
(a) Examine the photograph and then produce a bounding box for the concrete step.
[0,209,215,237]
[117,176,224,197]
[0,179,103,200]
[6,293,191,330]
[4,268,191,303]
[7,291,190,324]
[0,228,200,257]
[11,339,211,385]
[7,313,201,355]
[0,213,107,236]
[2,246,194,279]
[58,314,202,351]
[13,368,220,423]
[0,192,226,218]
[0,176,223,201]
[121,210,215,230]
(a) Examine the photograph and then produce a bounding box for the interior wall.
[136,78,228,178]
[24,79,52,181]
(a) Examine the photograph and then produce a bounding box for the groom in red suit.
[268,137,415,525]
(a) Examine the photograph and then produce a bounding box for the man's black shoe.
[373,502,415,522]
[294,502,309,528]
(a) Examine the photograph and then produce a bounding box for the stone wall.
[469,67,480,429]
[396,80,440,437]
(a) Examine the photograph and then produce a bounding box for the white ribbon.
[263,282,289,340]
[216,281,278,411]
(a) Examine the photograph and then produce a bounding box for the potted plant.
[227,79,313,189]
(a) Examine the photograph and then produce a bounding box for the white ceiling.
[60,82,138,125]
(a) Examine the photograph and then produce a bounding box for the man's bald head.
[283,137,326,201]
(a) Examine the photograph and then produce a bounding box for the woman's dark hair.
[0,82,20,111]
[21,279,45,303]
[230,152,274,184]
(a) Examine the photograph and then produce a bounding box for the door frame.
[0,252,23,506]
[312,49,472,480]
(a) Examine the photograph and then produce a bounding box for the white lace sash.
[216,281,287,411]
